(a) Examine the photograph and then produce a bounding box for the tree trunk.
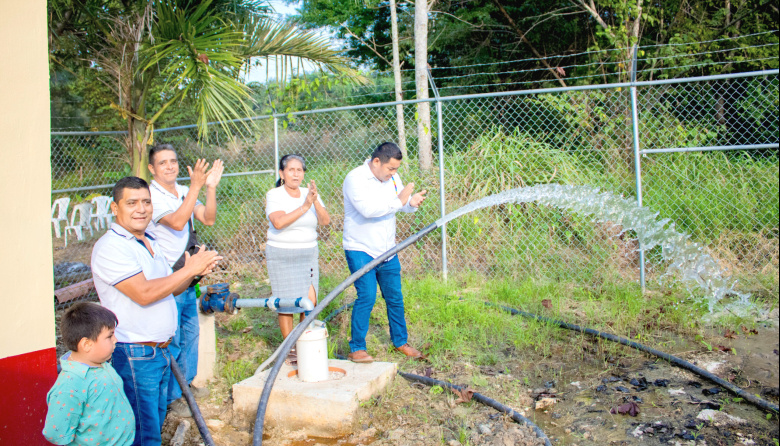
[390,0,408,163]
[414,0,432,170]
[129,118,151,181]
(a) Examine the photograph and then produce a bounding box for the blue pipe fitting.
[200,283,239,314]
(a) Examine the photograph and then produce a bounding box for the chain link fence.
[51,71,779,308]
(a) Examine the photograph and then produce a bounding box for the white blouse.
[265,186,325,249]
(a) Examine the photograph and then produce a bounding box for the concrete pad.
[193,310,216,387]
[233,359,397,438]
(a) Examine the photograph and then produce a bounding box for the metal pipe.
[51,130,128,136]
[428,68,448,281]
[51,70,777,137]
[253,222,440,446]
[436,100,448,280]
[641,143,779,154]
[51,170,274,194]
[273,117,280,185]
[629,45,646,292]
[234,297,314,312]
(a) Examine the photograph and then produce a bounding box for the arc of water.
[437,184,748,311]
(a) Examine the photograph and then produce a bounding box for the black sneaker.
[190,384,210,399]
[167,398,192,417]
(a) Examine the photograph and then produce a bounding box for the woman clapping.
[265,154,330,364]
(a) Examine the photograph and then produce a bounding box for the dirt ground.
[154,307,779,446]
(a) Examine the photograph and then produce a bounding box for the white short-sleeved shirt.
[146,180,203,266]
[265,186,325,249]
[91,223,177,343]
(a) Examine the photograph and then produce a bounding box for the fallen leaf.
[716,345,732,352]
[668,388,686,396]
[424,367,433,378]
[453,387,475,404]
[241,326,253,333]
[610,402,640,416]
[724,329,738,339]
[740,326,758,335]
[227,352,240,361]
[535,397,557,410]
[542,299,552,309]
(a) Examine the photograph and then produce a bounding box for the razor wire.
[51,71,779,308]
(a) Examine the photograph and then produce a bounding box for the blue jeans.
[168,286,199,403]
[345,250,409,352]
[113,343,171,446]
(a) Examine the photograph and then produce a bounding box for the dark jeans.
[168,286,199,403]
[345,250,409,352]
[113,342,171,446]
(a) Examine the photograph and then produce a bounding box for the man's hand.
[398,182,414,205]
[205,159,224,189]
[184,245,222,276]
[187,159,210,190]
[410,189,427,208]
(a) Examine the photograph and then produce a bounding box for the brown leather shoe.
[348,350,375,363]
[395,344,423,359]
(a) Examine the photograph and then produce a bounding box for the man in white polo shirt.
[145,144,224,415]
[91,176,220,446]
[342,142,427,363]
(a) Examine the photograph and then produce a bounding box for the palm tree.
[53,0,362,179]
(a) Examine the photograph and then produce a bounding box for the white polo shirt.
[146,180,203,267]
[343,159,417,258]
[91,223,177,343]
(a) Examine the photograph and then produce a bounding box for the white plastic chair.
[64,202,94,247]
[51,197,71,238]
[90,196,113,230]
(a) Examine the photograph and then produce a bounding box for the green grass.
[217,270,713,384]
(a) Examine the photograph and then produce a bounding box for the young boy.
[43,302,135,445]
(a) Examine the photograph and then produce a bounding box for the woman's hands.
[305,180,318,207]
[269,180,329,230]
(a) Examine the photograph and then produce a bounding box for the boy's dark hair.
[148,143,176,165]
[370,142,403,164]
[112,176,149,202]
[61,303,118,351]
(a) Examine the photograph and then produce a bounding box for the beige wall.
[0,0,54,358]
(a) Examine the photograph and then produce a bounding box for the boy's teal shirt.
[42,352,135,445]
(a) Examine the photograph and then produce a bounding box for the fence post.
[629,45,646,292]
[427,68,448,280]
[273,117,279,184]
[269,95,280,184]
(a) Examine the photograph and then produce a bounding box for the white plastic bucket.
[295,320,329,382]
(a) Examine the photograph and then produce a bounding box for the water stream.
[437,184,749,311]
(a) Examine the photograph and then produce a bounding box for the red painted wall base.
[0,348,58,445]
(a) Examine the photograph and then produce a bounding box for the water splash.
[437,184,749,312]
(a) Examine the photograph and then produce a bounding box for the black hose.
[322,300,355,324]
[398,372,552,446]
[252,223,440,446]
[486,301,780,414]
[170,357,216,446]
[329,348,552,446]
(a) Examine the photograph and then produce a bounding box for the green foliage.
[288,0,778,94]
